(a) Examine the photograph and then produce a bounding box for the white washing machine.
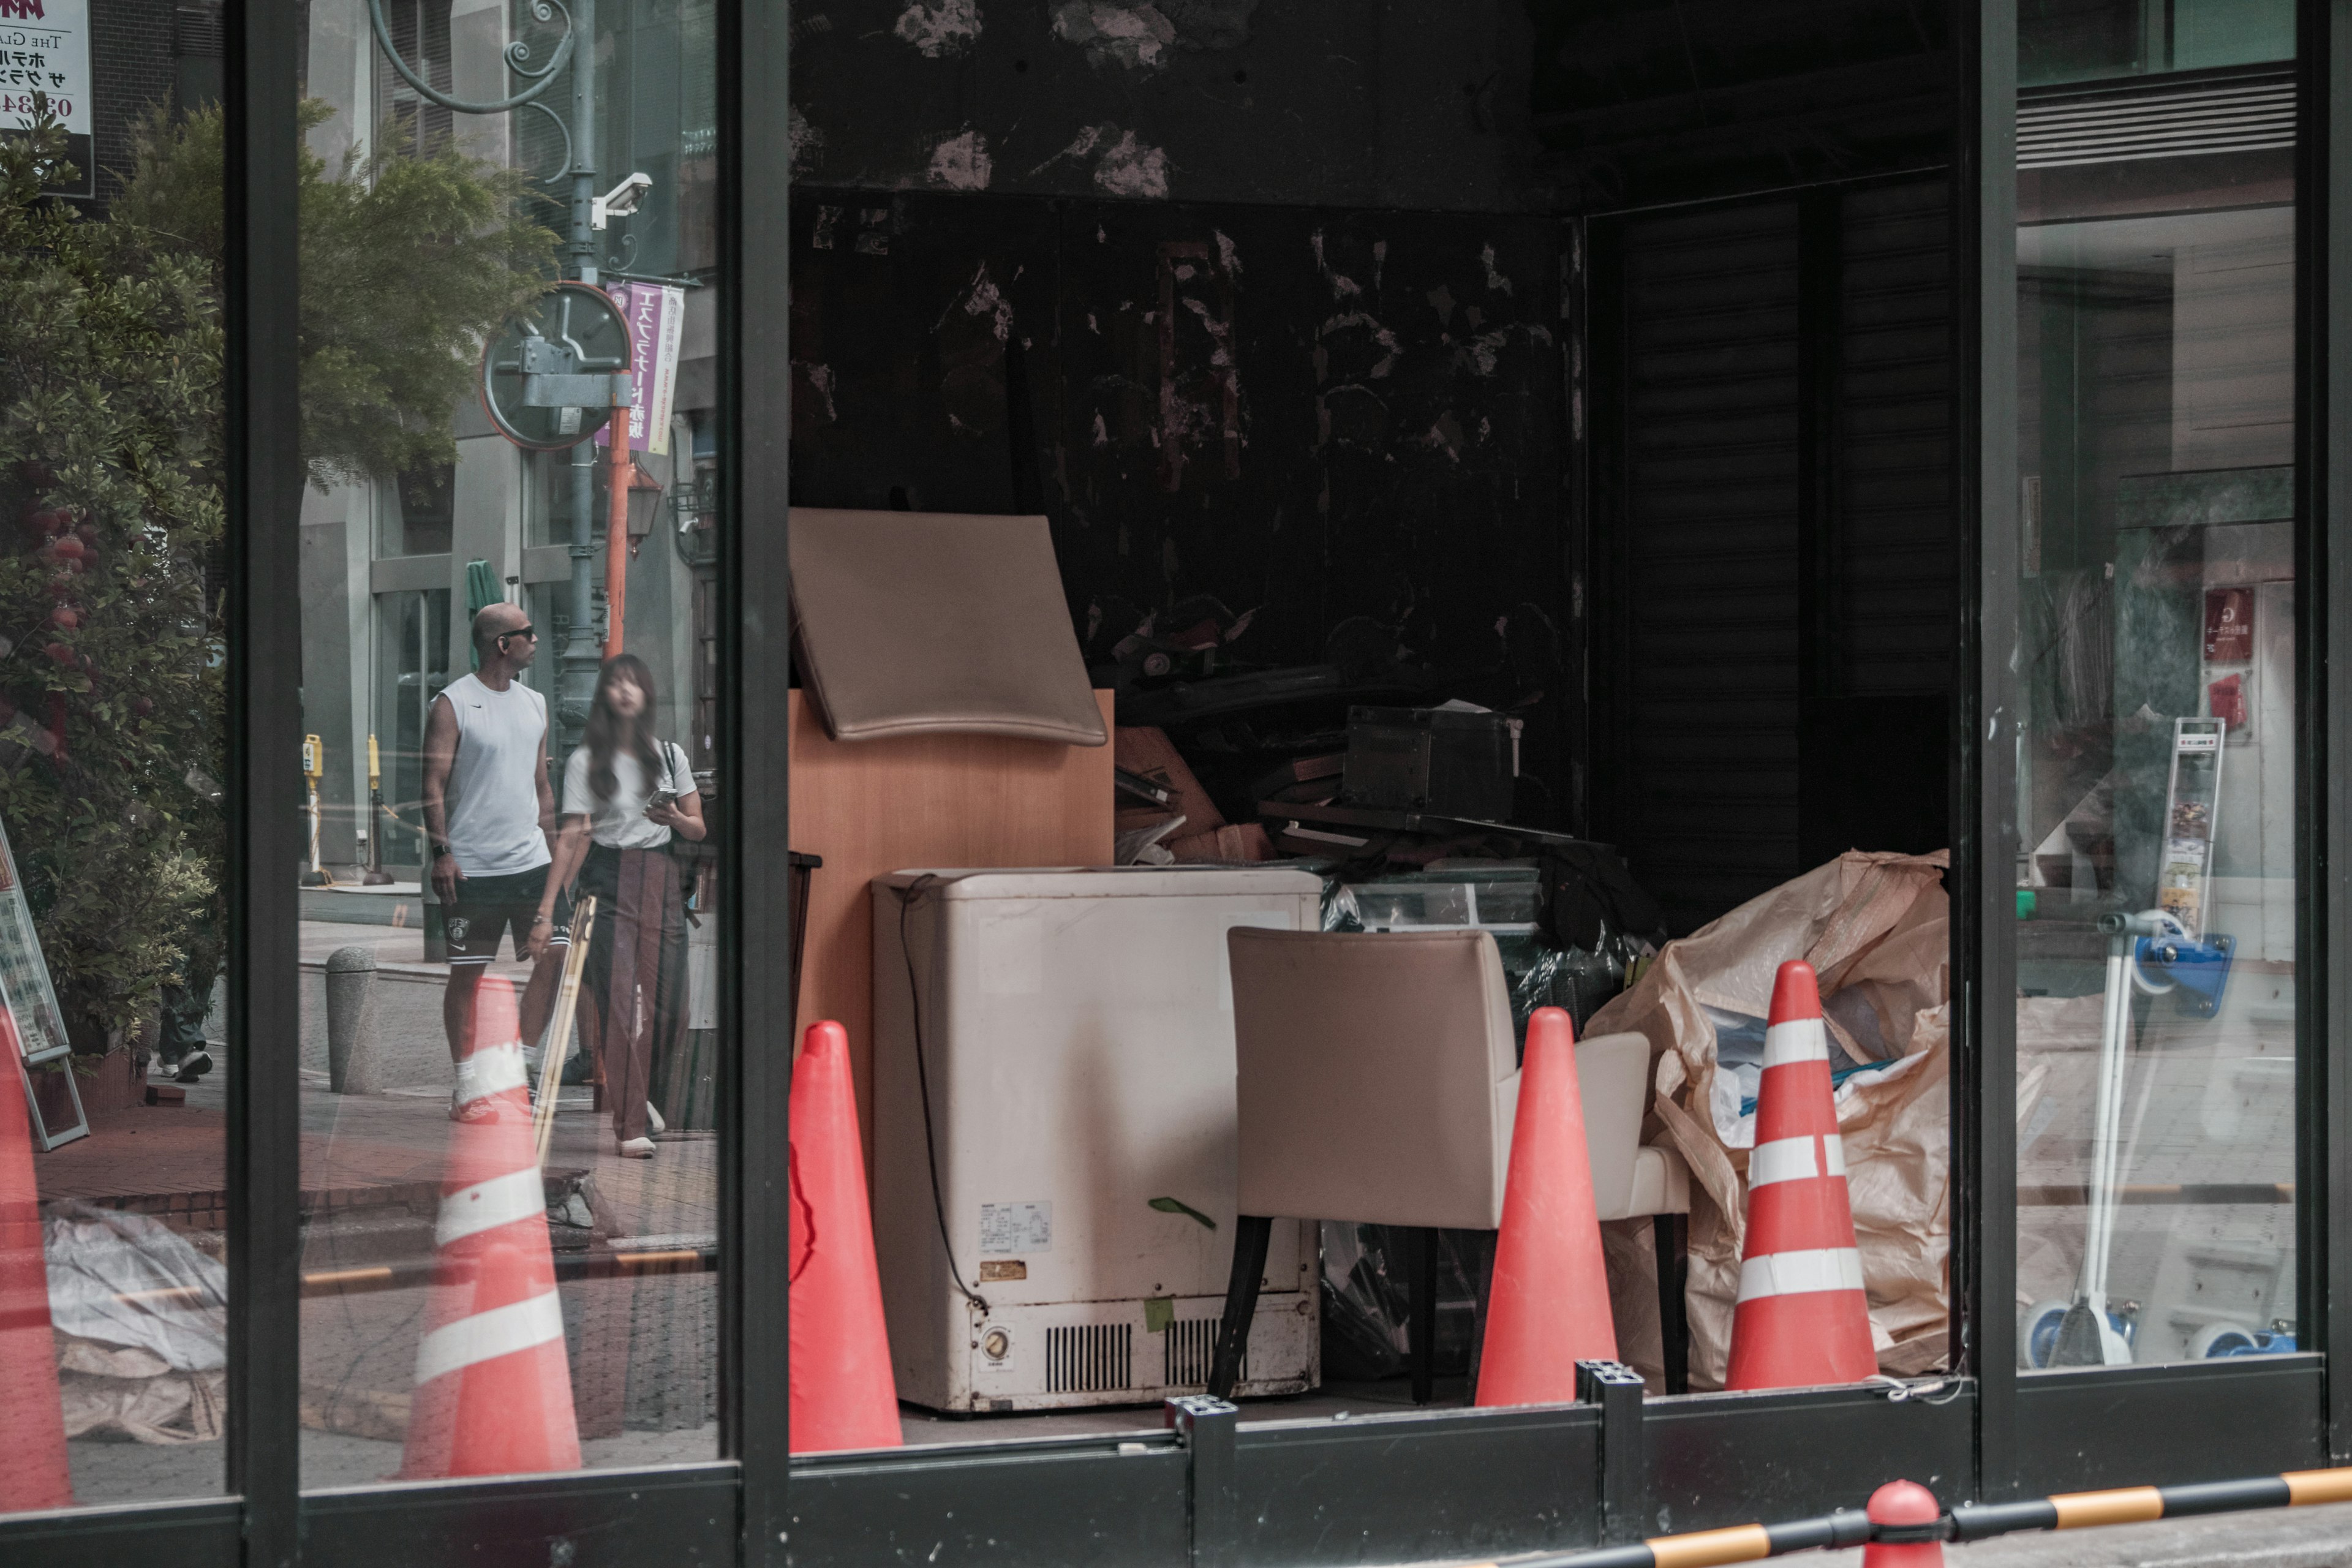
[870,866,1323,1412]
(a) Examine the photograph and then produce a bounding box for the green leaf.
[1148,1196,1217,1231]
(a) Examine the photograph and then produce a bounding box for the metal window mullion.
[2295,0,2352,1468]
[724,0,795,1558]
[225,0,307,1560]
[1955,0,2021,1506]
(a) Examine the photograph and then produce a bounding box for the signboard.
[2204,586,2253,662]
[2158,717,2226,941]
[0,812,86,1150]
[0,0,93,198]
[0,813,71,1066]
[597,282,685,456]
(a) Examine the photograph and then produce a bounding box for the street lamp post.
[368,0,609,752]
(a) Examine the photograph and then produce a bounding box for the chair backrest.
[1227,927,1518,1231]
[1573,1031,1653,1220]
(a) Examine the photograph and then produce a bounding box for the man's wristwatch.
[431,841,453,859]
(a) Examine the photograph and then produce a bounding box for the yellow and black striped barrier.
[1464,1464,2352,1568]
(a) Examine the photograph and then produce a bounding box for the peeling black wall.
[786,1,1961,913]
[789,189,1580,823]
[789,0,1953,215]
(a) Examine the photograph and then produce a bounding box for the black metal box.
[1342,706,1518,821]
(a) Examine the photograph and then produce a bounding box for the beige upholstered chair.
[1208,927,1691,1401]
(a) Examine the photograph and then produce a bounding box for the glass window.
[296,0,722,1487]
[2013,21,2300,1370]
[0,9,231,1509]
[382,465,457,557]
[2022,0,2296,86]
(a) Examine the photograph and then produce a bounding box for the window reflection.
[2014,12,2300,1370]
[295,0,722,1484]
[0,9,230,1503]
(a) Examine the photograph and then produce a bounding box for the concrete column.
[300,483,374,870]
[304,0,374,170]
[448,0,513,167]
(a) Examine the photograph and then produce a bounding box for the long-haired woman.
[535,654,705,1156]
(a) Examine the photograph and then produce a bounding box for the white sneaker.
[645,1101,666,1135]
[619,1136,657,1158]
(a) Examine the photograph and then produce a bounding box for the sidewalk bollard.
[1863,1480,1945,1567]
[325,946,377,1093]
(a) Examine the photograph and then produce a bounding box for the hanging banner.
[598,282,685,456]
[0,0,94,198]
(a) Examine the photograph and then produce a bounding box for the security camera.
[592,172,655,230]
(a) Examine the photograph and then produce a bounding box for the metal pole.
[556,0,603,753]
[368,0,605,751]
[605,375,632,657]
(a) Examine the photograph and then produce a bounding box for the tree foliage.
[0,101,556,1046]
[114,99,557,489]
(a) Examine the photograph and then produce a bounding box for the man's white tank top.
[439,672,551,878]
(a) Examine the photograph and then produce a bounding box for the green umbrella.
[464,559,500,670]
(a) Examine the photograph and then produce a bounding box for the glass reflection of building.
[296,0,722,884]
[2014,0,2302,1368]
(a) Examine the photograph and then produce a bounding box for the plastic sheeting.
[46,1200,228,1444]
[1586,851,1952,1389]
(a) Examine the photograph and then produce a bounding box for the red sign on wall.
[2204,587,2254,663]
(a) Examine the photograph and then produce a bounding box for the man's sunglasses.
[497,625,538,646]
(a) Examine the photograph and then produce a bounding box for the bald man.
[420,601,568,1115]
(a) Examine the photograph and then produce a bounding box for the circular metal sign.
[479,281,632,451]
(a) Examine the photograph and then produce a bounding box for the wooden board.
[787,691,1114,1161]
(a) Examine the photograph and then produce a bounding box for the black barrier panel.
[786,1438,1191,1568]
[1231,1404,1602,1567]
[2015,1357,2324,1492]
[1642,1385,1977,1536]
[300,1465,736,1568]
[0,1499,241,1568]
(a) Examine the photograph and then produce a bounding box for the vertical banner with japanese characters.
[0,0,92,197]
[597,282,685,455]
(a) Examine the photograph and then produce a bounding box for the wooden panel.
[787,691,1115,1157]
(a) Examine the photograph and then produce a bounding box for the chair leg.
[1654,1212,1689,1396]
[1208,1215,1272,1401]
[1411,1227,1438,1406]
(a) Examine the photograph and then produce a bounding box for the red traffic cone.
[1725,961,1877,1390]
[401,975,581,1479]
[789,1020,902,1452]
[1863,1479,1945,1567]
[0,1008,70,1511]
[1476,1007,1618,1407]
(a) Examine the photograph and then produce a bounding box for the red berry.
[43,642,73,668]
[48,608,76,631]
[50,535,83,562]
[46,579,71,600]
[132,696,153,717]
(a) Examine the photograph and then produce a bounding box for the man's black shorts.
[445,865,571,965]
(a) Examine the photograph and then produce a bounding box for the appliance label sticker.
[980,1202,1052,1254]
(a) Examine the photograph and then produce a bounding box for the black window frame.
[6,2,2351,1563]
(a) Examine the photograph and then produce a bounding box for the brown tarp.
[1587,851,1952,1389]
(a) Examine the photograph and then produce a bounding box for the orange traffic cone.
[1724,961,1877,1390]
[789,1020,901,1452]
[0,1009,70,1511]
[401,975,581,1479]
[1476,1006,1617,1407]
[1862,1479,1946,1567]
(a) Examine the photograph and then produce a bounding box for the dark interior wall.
[788,0,1961,913]
[787,1,1547,213]
[1527,0,1954,208]
[1588,178,1955,935]
[788,189,1578,820]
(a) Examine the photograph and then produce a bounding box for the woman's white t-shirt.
[562,740,693,849]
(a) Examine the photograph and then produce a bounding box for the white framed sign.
[0,0,93,197]
[0,812,70,1066]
